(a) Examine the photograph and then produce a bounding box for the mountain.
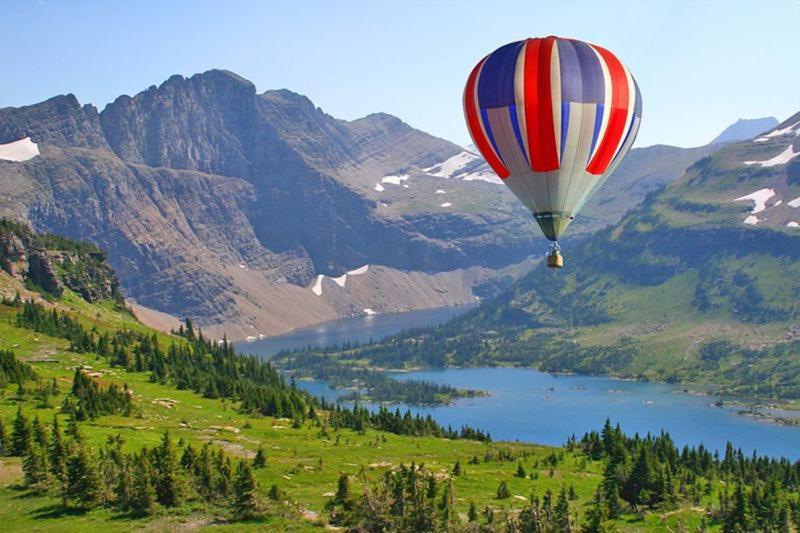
[0,69,726,340]
[326,113,800,399]
[471,112,800,393]
[455,143,721,239]
[0,70,542,339]
[709,116,779,145]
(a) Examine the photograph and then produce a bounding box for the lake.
[244,304,477,357]
[246,306,800,459]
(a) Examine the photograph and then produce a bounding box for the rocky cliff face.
[0,219,121,302]
[0,70,539,337]
[0,69,718,339]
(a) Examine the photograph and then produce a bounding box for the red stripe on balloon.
[463,59,510,178]
[586,45,629,175]
[523,37,559,172]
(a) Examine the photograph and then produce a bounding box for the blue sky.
[1,0,798,148]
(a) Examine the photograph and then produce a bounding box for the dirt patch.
[0,459,22,485]
[196,436,255,459]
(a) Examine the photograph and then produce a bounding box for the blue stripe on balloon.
[477,41,524,108]
[556,39,582,103]
[589,103,604,157]
[560,102,570,162]
[480,108,504,164]
[508,104,528,164]
[569,39,604,104]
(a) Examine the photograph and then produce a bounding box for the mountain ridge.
[0,69,745,340]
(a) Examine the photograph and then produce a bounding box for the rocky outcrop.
[0,220,122,302]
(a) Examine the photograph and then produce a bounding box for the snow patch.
[440,202,452,208]
[787,221,800,228]
[734,188,775,214]
[311,265,369,295]
[381,174,409,185]
[363,308,377,316]
[374,183,385,192]
[462,169,503,184]
[347,265,369,276]
[788,196,800,208]
[743,145,798,167]
[238,264,247,269]
[753,120,800,142]
[743,215,759,225]
[311,275,324,296]
[0,137,39,162]
[435,189,446,194]
[423,150,479,178]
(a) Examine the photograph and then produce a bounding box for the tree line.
[2,408,263,519]
[577,419,800,531]
[12,300,489,441]
[276,351,484,405]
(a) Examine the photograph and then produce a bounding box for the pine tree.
[0,419,9,456]
[439,479,455,527]
[468,500,478,522]
[554,486,572,532]
[48,416,67,484]
[724,482,754,533]
[584,487,608,533]
[66,414,82,442]
[602,462,623,518]
[496,480,511,499]
[515,462,527,478]
[22,443,49,492]
[268,483,283,502]
[335,473,350,504]
[11,406,31,456]
[252,446,266,469]
[126,453,155,515]
[153,431,182,506]
[232,460,259,519]
[65,445,102,509]
[32,415,47,447]
[452,459,462,477]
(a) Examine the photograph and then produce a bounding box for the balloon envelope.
[464,36,642,240]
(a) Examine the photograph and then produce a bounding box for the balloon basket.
[546,247,563,269]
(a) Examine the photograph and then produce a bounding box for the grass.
[0,292,726,531]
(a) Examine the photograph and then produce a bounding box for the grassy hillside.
[0,227,797,531]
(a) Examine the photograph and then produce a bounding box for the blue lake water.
[245,306,800,459]
[244,304,477,357]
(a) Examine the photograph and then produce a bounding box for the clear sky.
[1,0,798,148]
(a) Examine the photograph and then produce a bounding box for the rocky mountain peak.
[709,116,779,144]
[0,93,108,149]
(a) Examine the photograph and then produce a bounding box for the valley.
[280,114,800,411]
[0,226,797,531]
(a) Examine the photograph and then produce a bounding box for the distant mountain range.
[709,117,778,145]
[0,69,775,340]
[423,113,800,396]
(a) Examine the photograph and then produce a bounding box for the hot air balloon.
[464,36,642,269]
